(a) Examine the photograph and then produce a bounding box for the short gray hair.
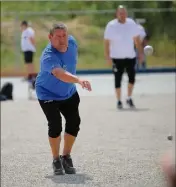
[49,23,67,35]
[116,5,127,12]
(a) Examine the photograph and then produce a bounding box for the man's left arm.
[29,37,35,46]
[29,29,36,46]
[143,31,150,47]
[134,35,143,55]
[141,27,149,47]
[133,24,144,63]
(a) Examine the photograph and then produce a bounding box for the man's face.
[49,29,68,52]
[116,8,127,22]
[20,25,27,31]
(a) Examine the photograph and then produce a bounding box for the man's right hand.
[78,80,92,91]
[52,67,92,91]
[106,58,112,66]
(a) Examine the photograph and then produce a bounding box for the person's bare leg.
[62,132,77,174]
[114,68,123,103]
[126,82,135,107]
[127,83,134,98]
[49,136,61,159]
[63,133,76,156]
[116,88,121,101]
[60,95,80,174]
[26,63,35,77]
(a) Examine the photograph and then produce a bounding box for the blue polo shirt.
[35,35,77,100]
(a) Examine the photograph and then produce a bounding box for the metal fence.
[1,8,176,74]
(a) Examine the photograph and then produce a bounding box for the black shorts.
[112,58,136,72]
[38,91,81,137]
[23,51,34,64]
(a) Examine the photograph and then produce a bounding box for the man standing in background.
[20,20,36,80]
[104,5,143,109]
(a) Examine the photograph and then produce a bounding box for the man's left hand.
[138,53,144,64]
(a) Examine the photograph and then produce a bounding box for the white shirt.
[21,27,36,52]
[104,18,140,59]
[137,24,146,42]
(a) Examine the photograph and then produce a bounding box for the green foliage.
[2,1,176,38]
[1,1,176,73]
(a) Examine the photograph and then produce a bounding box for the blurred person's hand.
[161,150,176,187]
[138,52,144,64]
[106,58,113,66]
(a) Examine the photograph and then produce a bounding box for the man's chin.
[59,47,67,52]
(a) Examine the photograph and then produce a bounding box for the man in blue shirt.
[35,23,92,175]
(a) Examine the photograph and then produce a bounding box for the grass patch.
[1,16,175,75]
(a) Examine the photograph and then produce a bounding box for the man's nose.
[60,37,65,42]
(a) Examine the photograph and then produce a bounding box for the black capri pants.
[39,92,81,138]
[112,58,136,88]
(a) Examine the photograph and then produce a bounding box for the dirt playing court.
[1,73,175,187]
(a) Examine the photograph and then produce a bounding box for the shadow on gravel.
[118,108,150,112]
[45,173,92,184]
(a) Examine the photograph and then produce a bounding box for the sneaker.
[52,157,65,175]
[126,98,135,108]
[61,154,76,174]
[117,101,123,109]
[21,77,28,82]
[28,79,36,90]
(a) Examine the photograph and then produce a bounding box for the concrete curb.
[1,67,175,77]
[76,67,176,75]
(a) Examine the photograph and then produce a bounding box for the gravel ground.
[1,73,175,187]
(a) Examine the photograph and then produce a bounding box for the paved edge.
[1,67,176,77]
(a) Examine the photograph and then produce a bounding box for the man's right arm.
[43,55,80,84]
[52,68,80,84]
[51,68,91,91]
[42,55,91,91]
[104,39,112,63]
[104,24,112,65]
